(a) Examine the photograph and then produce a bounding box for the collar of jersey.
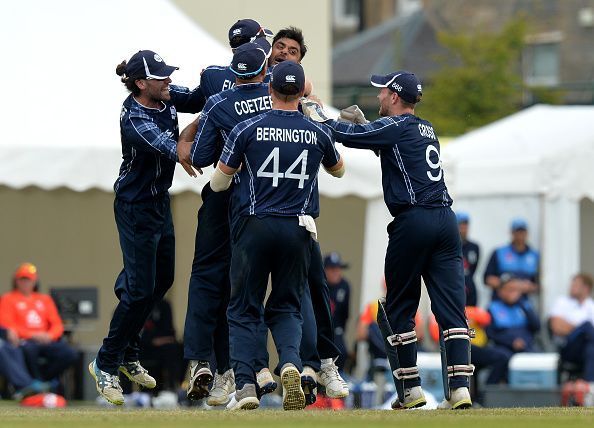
[270,109,300,116]
[235,82,267,89]
[132,96,167,112]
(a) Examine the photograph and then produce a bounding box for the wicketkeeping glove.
[339,105,369,124]
[300,98,330,123]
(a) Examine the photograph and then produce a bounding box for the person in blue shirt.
[484,218,540,298]
[304,71,474,409]
[487,274,541,364]
[457,212,481,306]
[209,61,344,411]
[89,50,204,406]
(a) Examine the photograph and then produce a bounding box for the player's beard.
[147,80,171,103]
[379,103,389,117]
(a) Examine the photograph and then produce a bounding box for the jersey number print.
[256,147,310,188]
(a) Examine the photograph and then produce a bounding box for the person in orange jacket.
[0,263,77,381]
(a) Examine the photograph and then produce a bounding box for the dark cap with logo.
[323,252,349,269]
[370,70,422,104]
[230,38,271,77]
[228,19,273,48]
[270,60,305,95]
[124,50,178,80]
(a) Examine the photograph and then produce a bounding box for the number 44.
[257,147,310,188]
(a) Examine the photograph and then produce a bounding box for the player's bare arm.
[325,157,345,178]
[177,117,202,177]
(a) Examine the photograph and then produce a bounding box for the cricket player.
[210,61,344,410]
[199,19,273,100]
[179,19,279,403]
[180,38,274,406]
[304,71,474,409]
[268,26,349,401]
[89,50,205,405]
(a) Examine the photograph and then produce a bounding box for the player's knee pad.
[387,330,417,346]
[387,330,418,371]
[442,327,475,378]
[442,327,475,342]
[385,329,419,381]
[394,365,419,380]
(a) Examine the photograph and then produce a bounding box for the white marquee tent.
[443,104,594,313]
[0,0,382,197]
[0,0,386,314]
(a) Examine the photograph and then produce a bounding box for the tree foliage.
[417,19,527,136]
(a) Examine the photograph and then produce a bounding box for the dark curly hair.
[115,60,141,95]
[272,27,307,60]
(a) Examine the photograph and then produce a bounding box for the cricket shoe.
[187,360,213,401]
[207,368,236,406]
[317,358,349,398]
[119,360,156,389]
[391,386,427,409]
[226,384,259,410]
[281,363,306,410]
[256,368,277,396]
[88,359,124,405]
[437,387,472,410]
[301,366,317,405]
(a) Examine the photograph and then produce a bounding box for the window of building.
[524,42,560,87]
[333,0,360,29]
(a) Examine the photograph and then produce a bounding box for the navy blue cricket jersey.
[220,110,341,218]
[199,66,237,100]
[191,82,272,168]
[114,85,205,202]
[326,114,452,216]
[199,64,272,100]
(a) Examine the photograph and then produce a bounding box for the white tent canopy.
[0,0,382,199]
[443,104,594,200]
[443,105,594,313]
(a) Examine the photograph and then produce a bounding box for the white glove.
[339,105,368,124]
[301,98,330,123]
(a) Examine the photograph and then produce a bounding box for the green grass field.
[0,408,593,428]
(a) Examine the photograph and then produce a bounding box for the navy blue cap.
[324,252,349,269]
[270,60,305,95]
[456,211,470,224]
[511,218,528,231]
[253,37,272,57]
[230,40,270,77]
[125,50,178,80]
[370,70,422,104]
[228,19,273,47]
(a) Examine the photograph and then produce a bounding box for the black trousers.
[384,206,469,389]
[97,195,175,374]
[228,216,310,389]
[183,184,234,373]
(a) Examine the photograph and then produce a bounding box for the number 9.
[426,145,442,182]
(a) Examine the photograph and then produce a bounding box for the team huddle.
[89,18,475,411]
